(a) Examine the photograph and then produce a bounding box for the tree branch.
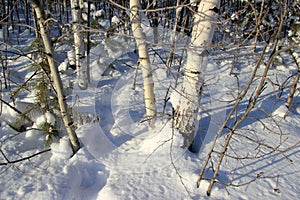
[0,149,51,166]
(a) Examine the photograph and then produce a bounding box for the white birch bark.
[71,0,87,89]
[29,0,80,153]
[130,0,156,128]
[175,0,220,147]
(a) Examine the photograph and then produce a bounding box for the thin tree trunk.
[147,0,159,45]
[130,0,156,128]
[0,6,8,89]
[175,0,220,148]
[286,49,300,109]
[29,0,80,154]
[64,0,69,23]
[86,0,91,84]
[71,0,88,89]
[25,0,32,27]
[166,0,181,75]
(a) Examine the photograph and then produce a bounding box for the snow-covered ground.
[0,26,299,200]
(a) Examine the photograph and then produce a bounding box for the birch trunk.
[175,0,220,147]
[71,0,87,89]
[130,0,156,128]
[29,0,80,154]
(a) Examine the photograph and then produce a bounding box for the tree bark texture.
[130,0,156,128]
[29,0,80,154]
[71,0,87,89]
[175,0,220,147]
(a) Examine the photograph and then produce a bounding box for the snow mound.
[273,104,289,118]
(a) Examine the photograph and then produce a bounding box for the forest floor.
[0,27,299,200]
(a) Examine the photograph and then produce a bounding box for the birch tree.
[146,0,159,45]
[175,0,220,147]
[29,0,80,154]
[71,0,88,89]
[130,0,156,128]
[166,0,181,74]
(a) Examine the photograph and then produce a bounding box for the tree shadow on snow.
[191,90,300,192]
[95,52,140,148]
[191,90,300,153]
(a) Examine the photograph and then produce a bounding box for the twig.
[0,149,51,166]
[0,98,34,124]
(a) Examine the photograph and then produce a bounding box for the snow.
[90,4,96,12]
[169,84,182,109]
[51,136,73,160]
[94,10,105,19]
[35,114,47,127]
[82,13,88,22]
[58,59,68,72]
[0,21,300,200]
[231,13,238,21]
[0,28,3,40]
[111,16,120,25]
[45,111,56,126]
[273,105,289,118]
[67,50,76,66]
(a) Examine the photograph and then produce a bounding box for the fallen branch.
[0,149,51,166]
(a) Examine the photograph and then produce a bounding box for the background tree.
[146,0,159,45]
[130,0,157,128]
[71,0,88,89]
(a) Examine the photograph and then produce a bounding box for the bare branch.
[0,149,51,166]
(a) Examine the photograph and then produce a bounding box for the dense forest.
[0,0,299,199]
